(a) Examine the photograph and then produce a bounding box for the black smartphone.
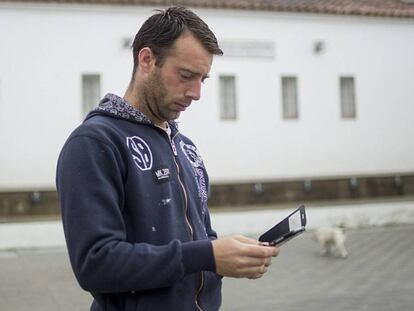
[259,205,307,246]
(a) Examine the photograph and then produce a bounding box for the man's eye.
[180,72,193,80]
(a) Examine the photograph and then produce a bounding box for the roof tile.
[2,0,414,18]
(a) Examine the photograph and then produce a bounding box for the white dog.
[314,227,348,258]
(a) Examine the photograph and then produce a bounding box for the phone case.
[259,205,307,246]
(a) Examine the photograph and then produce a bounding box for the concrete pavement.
[1,200,414,310]
[1,224,414,310]
[222,224,414,310]
[2,199,414,250]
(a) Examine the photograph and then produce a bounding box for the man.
[56,6,278,311]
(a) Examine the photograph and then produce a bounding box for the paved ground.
[0,224,413,310]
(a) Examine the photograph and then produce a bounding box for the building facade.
[1,0,414,209]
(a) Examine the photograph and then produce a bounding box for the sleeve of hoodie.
[56,134,216,293]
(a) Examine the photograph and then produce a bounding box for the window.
[219,75,237,120]
[340,76,356,118]
[82,74,101,117]
[281,76,299,119]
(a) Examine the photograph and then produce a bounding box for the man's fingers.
[246,265,268,279]
[238,264,268,278]
[235,256,268,268]
[231,235,280,258]
[212,235,279,279]
[233,235,260,245]
[242,243,279,258]
[272,246,280,257]
[247,273,265,280]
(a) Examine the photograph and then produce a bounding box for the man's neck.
[123,86,167,129]
[123,84,140,110]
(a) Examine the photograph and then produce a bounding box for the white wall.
[180,9,414,182]
[0,3,150,189]
[0,3,413,189]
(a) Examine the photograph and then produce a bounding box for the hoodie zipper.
[169,131,194,239]
[195,272,204,311]
[168,131,204,310]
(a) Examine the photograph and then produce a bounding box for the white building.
[1,0,414,194]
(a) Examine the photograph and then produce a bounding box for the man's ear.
[138,47,156,74]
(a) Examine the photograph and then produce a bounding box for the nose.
[185,80,202,101]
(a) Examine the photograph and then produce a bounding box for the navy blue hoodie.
[56,94,222,311]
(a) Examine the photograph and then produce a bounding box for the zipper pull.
[171,139,178,156]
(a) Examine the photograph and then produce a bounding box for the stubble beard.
[142,69,178,125]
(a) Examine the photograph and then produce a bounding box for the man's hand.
[211,235,279,279]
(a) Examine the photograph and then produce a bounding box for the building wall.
[1,3,414,190]
[181,9,414,183]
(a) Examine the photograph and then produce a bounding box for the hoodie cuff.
[181,239,216,274]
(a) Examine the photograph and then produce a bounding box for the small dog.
[313,227,348,258]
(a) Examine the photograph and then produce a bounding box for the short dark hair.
[131,6,223,76]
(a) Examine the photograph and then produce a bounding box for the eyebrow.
[180,68,210,80]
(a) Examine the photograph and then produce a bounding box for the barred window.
[82,74,101,117]
[340,76,356,119]
[219,75,237,120]
[281,76,299,119]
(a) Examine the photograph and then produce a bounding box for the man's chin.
[169,111,181,121]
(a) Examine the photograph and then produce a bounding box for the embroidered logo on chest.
[153,166,171,183]
[179,141,203,168]
[126,136,153,171]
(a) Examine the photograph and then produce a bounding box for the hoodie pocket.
[199,271,222,310]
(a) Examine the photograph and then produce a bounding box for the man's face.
[142,32,213,125]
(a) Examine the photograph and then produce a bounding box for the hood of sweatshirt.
[86,93,178,130]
